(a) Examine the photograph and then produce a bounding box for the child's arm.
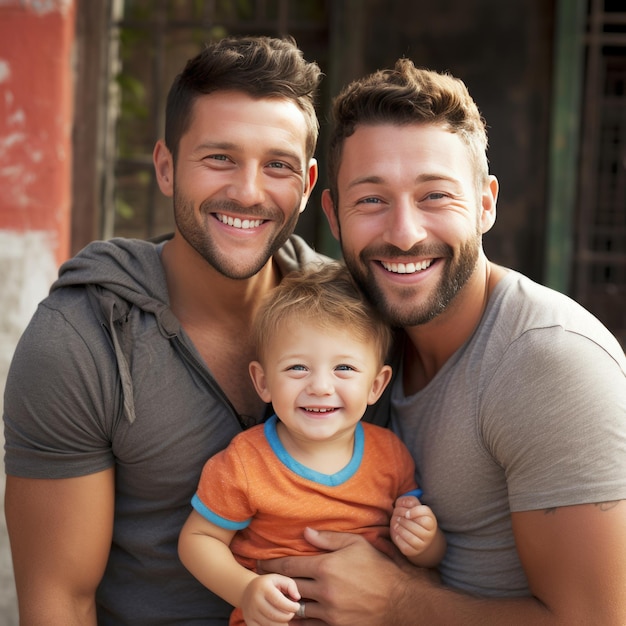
[178,509,301,624]
[390,492,446,568]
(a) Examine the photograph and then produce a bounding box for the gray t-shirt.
[392,270,626,597]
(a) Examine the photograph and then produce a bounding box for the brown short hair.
[165,36,322,162]
[327,58,489,207]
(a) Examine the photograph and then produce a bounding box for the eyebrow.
[193,140,237,152]
[346,172,461,190]
[193,141,303,164]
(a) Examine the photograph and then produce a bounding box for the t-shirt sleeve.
[395,437,419,495]
[192,437,256,530]
[373,427,418,497]
[3,301,118,478]
[482,326,626,511]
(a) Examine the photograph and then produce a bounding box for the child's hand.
[391,494,439,558]
[241,573,301,625]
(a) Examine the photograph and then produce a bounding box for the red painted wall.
[0,0,76,265]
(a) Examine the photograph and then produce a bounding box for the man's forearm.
[389,573,552,626]
[16,591,98,626]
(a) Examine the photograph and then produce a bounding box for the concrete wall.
[0,1,76,622]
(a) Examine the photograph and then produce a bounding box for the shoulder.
[362,422,412,455]
[484,271,625,370]
[11,291,113,371]
[225,423,270,457]
[199,423,274,489]
[274,235,334,275]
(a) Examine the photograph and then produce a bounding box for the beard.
[172,186,301,280]
[341,231,482,328]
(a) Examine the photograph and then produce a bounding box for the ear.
[480,175,498,234]
[298,158,319,214]
[367,364,393,405]
[321,189,340,240]
[153,139,174,197]
[249,361,272,403]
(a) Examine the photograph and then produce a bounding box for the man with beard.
[262,59,626,624]
[3,36,332,625]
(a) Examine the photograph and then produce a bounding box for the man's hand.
[261,504,626,625]
[259,527,430,626]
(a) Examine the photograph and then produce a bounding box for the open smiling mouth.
[303,407,337,414]
[380,259,433,274]
[215,213,265,229]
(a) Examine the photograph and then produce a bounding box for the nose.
[225,164,266,207]
[306,372,334,396]
[382,197,427,251]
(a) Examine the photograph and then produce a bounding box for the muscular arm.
[5,469,115,625]
[263,500,626,625]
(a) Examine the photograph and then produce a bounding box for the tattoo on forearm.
[544,500,623,515]
[595,500,622,511]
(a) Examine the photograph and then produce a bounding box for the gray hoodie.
[4,234,329,625]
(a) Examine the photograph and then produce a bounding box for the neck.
[276,421,355,474]
[161,233,280,327]
[403,257,506,392]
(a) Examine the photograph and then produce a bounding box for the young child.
[178,263,445,625]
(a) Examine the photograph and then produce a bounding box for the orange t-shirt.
[193,415,417,566]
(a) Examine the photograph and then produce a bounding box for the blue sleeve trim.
[401,488,423,499]
[191,493,250,531]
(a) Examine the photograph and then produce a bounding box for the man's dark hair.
[165,36,322,162]
[327,58,489,207]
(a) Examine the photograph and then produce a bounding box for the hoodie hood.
[51,237,174,425]
[52,236,170,313]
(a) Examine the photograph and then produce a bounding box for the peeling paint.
[0,229,57,333]
[0,165,25,178]
[16,0,73,15]
[0,60,10,84]
[7,109,25,126]
[0,228,58,426]
[0,0,72,14]
[0,133,26,151]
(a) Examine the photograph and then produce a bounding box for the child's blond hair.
[253,262,392,367]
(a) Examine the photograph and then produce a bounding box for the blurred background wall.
[70,0,625,343]
[0,0,624,621]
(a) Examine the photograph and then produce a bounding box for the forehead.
[266,317,373,351]
[182,90,310,157]
[338,123,473,186]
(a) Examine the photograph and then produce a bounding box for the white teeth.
[305,407,334,413]
[216,213,263,229]
[381,259,433,274]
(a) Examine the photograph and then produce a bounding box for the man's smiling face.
[323,122,488,327]
[170,90,316,279]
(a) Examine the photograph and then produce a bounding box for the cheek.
[270,379,301,402]
[342,220,382,255]
[273,178,306,206]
